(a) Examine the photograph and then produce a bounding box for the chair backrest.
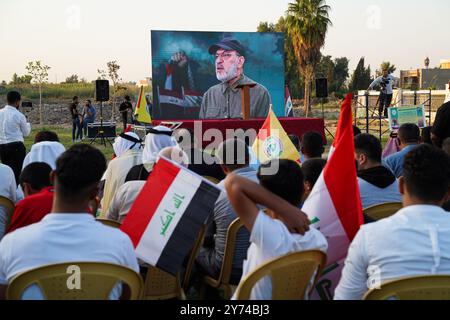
[143,266,183,300]
[0,196,15,230]
[96,218,121,228]
[363,202,402,221]
[234,250,327,300]
[363,275,450,300]
[216,218,245,286]
[7,262,144,300]
[203,175,220,184]
[182,224,206,291]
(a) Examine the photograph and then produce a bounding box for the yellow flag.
[252,108,300,163]
[134,86,152,124]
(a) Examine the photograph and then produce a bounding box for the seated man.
[301,131,325,161]
[6,162,53,234]
[355,133,401,209]
[335,144,450,300]
[225,159,327,300]
[383,123,420,178]
[301,158,327,206]
[195,138,256,285]
[174,128,225,181]
[0,144,139,300]
[0,164,17,240]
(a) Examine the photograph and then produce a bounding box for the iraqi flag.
[252,107,300,164]
[285,85,294,117]
[302,93,363,300]
[120,157,221,276]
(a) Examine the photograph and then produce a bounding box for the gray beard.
[216,62,239,83]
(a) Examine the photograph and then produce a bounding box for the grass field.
[25,125,115,160]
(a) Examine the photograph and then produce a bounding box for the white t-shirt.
[0,213,139,300]
[0,164,17,240]
[232,211,328,300]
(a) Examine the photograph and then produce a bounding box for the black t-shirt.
[119,101,133,114]
[432,101,450,146]
[69,103,79,119]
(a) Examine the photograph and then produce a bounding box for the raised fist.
[170,51,189,68]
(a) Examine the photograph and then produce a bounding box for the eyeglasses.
[214,52,240,60]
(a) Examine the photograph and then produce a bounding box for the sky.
[1,0,449,83]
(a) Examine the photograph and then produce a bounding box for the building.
[400,59,450,90]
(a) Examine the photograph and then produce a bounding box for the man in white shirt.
[225,159,327,300]
[335,144,450,300]
[0,144,139,300]
[367,69,399,118]
[0,91,31,185]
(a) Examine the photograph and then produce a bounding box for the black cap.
[208,37,246,57]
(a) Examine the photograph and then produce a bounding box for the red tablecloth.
[152,118,325,148]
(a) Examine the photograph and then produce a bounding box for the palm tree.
[286,0,332,117]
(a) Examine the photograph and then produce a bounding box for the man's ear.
[398,176,405,195]
[238,56,245,68]
[22,183,31,197]
[220,164,230,175]
[304,181,312,192]
[89,186,99,200]
[50,171,56,185]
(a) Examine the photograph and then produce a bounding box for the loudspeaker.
[316,78,328,98]
[95,80,109,102]
[87,122,116,138]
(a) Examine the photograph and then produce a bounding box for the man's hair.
[288,134,300,151]
[301,131,324,158]
[55,144,106,202]
[19,162,52,191]
[34,130,60,143]
[421,126,433,145]
[353,125,362,136]
[257,159,304,206]
[125,95,130,101]
[442,137,450,156]
[73,96,78,101]
[354,133,382,163]
[403,144,450,202]
[302,158,327,186]
[398,123,420,144]
[216,138,249,170]
[86,99,91,104]
[7,91,21,105]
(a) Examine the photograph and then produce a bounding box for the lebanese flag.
[120,157,221,275]
[252,107,300,164]
[302,93,363,300]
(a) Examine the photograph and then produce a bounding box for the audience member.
[195,138,254,286]
[22,131,65,170]
[0,164,17,239]
[6,162,53,234]
[383,123,420,178]
[421,126,433,145]
[0,144,139,300]
[355,133,401,208]
[431,100,450,148]
[301,158,327,205]
[125,126,177,181]
[335,144,450,300]
[225,159,327,300]
[100,132,143,216]
[301,131,324,161]
[353,125,361,136]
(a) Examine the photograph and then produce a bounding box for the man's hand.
[278,207,311,235]
[170,52,188,68]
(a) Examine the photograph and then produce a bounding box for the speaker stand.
[321,98,334,139]
[90,101,113,148]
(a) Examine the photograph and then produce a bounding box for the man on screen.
[199,37,271,119]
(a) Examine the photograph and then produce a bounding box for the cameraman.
[367,69,399,118]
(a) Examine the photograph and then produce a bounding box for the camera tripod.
[90,101,113,148]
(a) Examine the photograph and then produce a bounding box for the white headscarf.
[22,141,66,171]
[112,132,142,158]
[142,125,177,163]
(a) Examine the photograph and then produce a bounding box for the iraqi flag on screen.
[302,93,363,300]
[120,157,221,276]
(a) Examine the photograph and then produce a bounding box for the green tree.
[349,57,373,92]
[286,0,332,117]
[10,73,32,85]
[333,57,349,92]
[26,60,51,124]
[65,74,79,83]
